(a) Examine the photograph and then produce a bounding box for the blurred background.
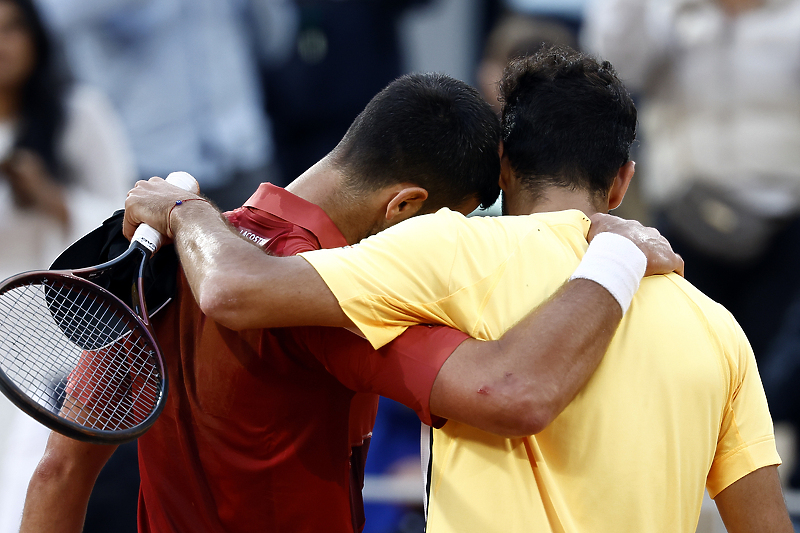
[0,0,799,531]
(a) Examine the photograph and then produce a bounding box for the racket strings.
[44,279,163,430]
[0,284,80,409]
[0,278,163,432]
[65,333,160,430]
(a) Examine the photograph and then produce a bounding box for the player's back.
[422,210,777,532]
[300,207,779,532]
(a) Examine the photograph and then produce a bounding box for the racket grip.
[132,172,200,254]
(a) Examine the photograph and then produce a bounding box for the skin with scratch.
[430,278,624,436]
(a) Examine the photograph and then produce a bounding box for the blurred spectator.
[0,0,134,530]
[477,11,577,112]
[0,0,131,279]
[34,0,281,211]
[262,0,429,181]
[583,0,800,487]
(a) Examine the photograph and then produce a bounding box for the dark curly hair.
[499,45,637,203]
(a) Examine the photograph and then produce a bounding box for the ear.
[499,156,514,194]
[608,160,635,211]
[385,186,429,224]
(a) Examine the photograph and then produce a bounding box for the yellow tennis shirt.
[300,208,780,533]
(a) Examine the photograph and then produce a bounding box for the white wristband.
[569,232,647,315]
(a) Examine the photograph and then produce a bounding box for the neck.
[506,187,605,217]
[286,157,377,245]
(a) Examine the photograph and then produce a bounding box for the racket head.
[0,267,168,444]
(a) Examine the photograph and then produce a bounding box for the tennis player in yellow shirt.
[122,46,791,532]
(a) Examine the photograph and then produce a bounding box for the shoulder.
[638,274,751,370]
[227,206,326,256]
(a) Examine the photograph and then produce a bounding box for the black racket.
[0,171,198,444]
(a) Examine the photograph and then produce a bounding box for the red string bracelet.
[167,198,210,236]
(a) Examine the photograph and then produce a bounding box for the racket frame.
[0,241,169,444]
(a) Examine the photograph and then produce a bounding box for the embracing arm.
[20,432,117,533]
[430,212,684,436]
[432,277,622,436]
[308,213,681,437]
[309,278,623,437]
[431,213,681,436]
[122,178,682,334]
[123,177,350,329]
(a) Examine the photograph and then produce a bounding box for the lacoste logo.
[239,228,269,247]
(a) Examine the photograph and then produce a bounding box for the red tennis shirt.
[136,184,467,533]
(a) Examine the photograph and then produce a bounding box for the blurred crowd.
[0,0,799,532]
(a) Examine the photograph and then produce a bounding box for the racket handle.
[132,172,200,254]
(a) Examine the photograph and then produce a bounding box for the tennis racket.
[0,171,198,444]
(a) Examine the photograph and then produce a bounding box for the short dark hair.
[499,45,636,201]
[332,73,501,210]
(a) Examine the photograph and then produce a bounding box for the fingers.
[642,238,683,277]
[123,177,172,240]
[588,213,683,277]
[586,212,643,242]
[122,180,148,240]
[123,174,203,241]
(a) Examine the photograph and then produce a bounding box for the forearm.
[431,229,656,436]
[431,278,622,436]
[501,278,621,429]
[20,433,117,533]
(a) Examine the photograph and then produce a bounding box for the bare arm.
[429,213,681,436]
[20,432,117,533]
[122,178,682,332]
[123,178,350,330]
[431,278,621,436]
[714,465,793,533]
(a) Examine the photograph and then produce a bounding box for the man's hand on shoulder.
[588,213,684,277]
